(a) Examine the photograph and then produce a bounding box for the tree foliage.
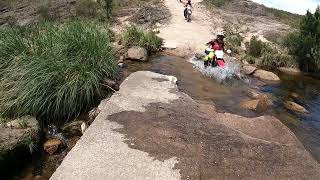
[284,7,320,73]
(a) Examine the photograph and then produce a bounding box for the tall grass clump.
[122,25,163,53]
[0,21,118,123]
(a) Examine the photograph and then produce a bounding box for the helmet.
[217,32,225,38]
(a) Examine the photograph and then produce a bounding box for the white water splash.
[189,56,241,83]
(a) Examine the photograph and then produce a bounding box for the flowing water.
[125,53,320,162]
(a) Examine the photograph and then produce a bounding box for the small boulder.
[278,67,301,75]
[127,47,148,61]
[88,107,100,124]
[247,90,268,99]
[44,138,62,155]
[62,120,84,136]
[103,78,117,88]
[285,101,309,114]
[240,99,270,112]
[242,65,257,75]
[253,69,280,81]
[67,136,80,150]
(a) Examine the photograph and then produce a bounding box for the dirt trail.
[158,0,222,53]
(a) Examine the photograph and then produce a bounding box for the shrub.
[243,55,256,64]
[0,21,118,122]
[122,25,163,53]
[247,36,263,57]
[284,8,320,73]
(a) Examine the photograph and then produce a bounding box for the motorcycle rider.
[184,0,192,19]
[204,32,226,67]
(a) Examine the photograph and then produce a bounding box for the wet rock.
[278,67,302,75]
[127,47,148,61]
[240,99,270,112]
[62,120,84,136]
[247,90,268,99]
[253,69,280,81]
[242,65,257,75]
[0,116,39,156]
[67,136,80,150]
[44,138,62,155]
[81,122,87,134]
[103,78,117,88]
[88,107,100,124]
[285,101,309,114]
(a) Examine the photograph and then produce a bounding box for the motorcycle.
[185,5,192,22]
[203,48,231,68]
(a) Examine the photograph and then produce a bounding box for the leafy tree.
[284,6,320,73]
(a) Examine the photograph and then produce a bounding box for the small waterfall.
[189,56,241,83]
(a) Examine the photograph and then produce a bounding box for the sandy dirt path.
[158,0,223,54]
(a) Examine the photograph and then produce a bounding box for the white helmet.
[217,32,225,37]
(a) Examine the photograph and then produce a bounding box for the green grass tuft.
[122,25,163,53]
[0,21,118,123]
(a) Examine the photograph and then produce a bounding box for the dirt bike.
[185,5,192,22]
[204,49,231,68]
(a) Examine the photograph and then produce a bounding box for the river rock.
[240,99,270,112]
[103,78,117,89]
[127,47,148,61]
[242,65,257,75]
[62,120,84,136]
[44,138,62,155]
[253,69,280,81]
[88,107,101,124]
[0,116,39,156]
[247,90,268,99]
[285,101,309,114]
[278,67,302,75]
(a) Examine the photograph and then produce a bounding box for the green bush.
[247,36,263,57]
[284,8,320,73]
[0,21,118,122]
[122,25,163,53]
[243,55,256,64]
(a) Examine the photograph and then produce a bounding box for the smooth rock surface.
[240,99,270,112]
[278,67,302,75]
[51,71,320,180]
[242,65,257,75]
[127,47,148,61]
[253,69,280,81]
[285,101,309,114]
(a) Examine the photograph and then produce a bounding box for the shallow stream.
[124,53,320,162]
